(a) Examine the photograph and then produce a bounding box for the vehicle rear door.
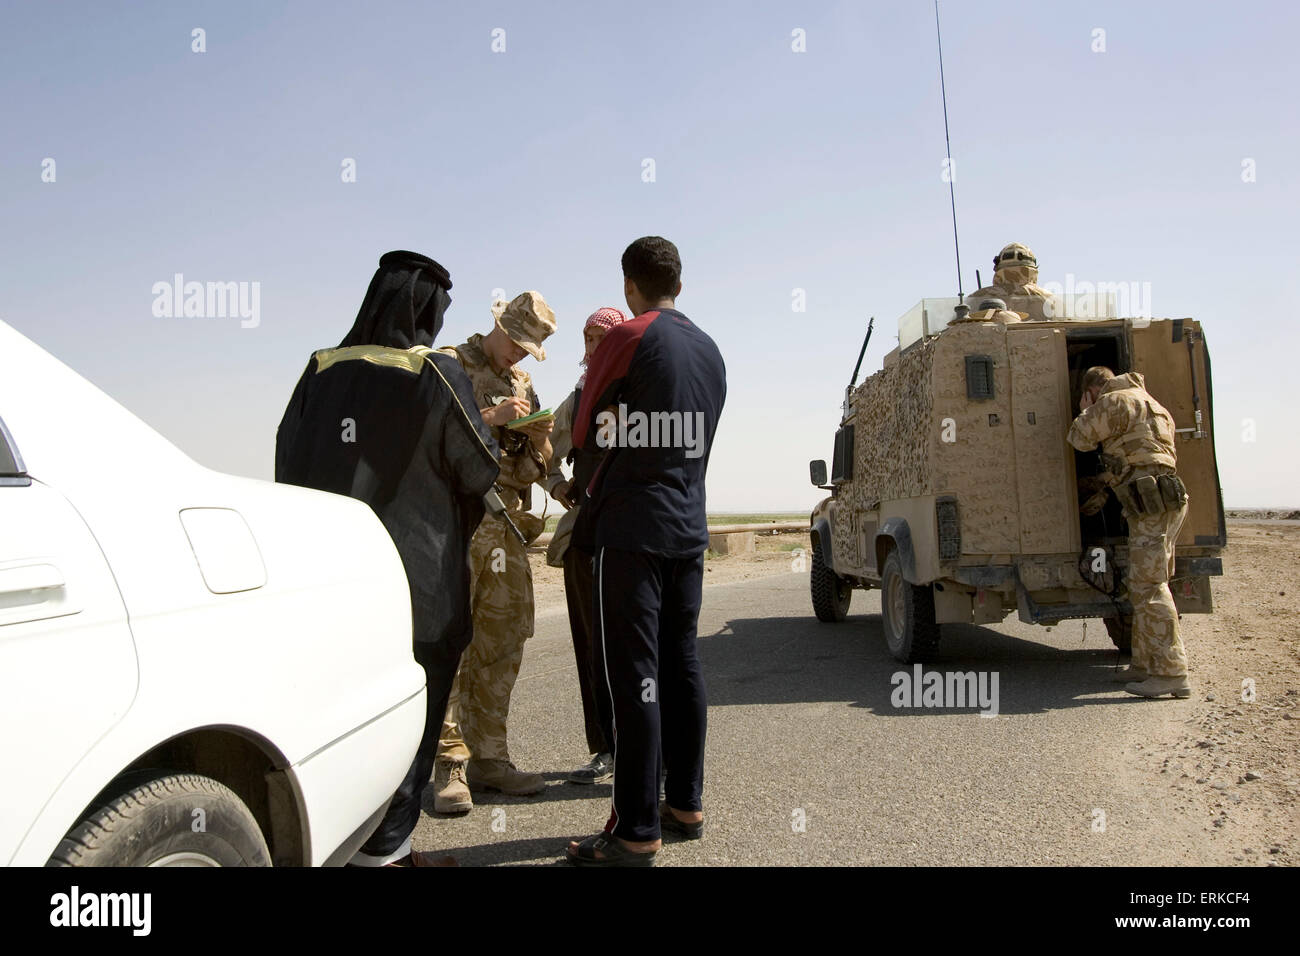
[1006,326,1079,555]
[1128,320,1226,549]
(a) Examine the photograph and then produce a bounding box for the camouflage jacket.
[1066,371,1177,487]
[970,264,1053,320]
[437,333,547,504]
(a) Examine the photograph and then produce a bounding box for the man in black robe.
[276,250,500,866]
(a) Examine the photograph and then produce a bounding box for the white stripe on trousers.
[597,546,619,832]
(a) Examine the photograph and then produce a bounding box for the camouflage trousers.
[1124,499,1189,678]
[437,513,535,763]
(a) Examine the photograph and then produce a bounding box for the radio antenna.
[935,0,963,302]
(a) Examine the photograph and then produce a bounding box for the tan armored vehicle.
[808,296,1225,662]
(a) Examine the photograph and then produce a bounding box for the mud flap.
[972,588,1007,624]
[1171,574,1214,614]
[932,581,972,624]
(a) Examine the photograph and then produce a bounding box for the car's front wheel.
[48,772,271,867]
[811,545,853,622]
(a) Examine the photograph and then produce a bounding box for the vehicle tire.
[1104,613,1133,654]
[880,549,940,663]
[48,772,271,867]
[811,545,852,622]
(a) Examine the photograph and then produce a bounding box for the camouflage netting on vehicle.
[829,342,934,569]
[848,340,935,502]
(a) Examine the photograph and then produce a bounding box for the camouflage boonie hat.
[492,291,556,361]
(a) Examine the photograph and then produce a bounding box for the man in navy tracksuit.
[565,236,726,866]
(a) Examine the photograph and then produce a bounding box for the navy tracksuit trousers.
[593,546,708,843]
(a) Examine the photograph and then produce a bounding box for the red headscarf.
[578,307,629,387]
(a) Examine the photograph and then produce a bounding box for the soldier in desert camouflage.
[432,292,557,810]
[1067,366,1192,699]
[969,242,1053,320]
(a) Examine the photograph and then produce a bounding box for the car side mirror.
[809,460,828,487]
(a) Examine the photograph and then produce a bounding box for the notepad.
[505,408,554,429]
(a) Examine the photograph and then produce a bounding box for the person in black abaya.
[276,250,500,867]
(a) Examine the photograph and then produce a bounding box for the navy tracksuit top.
[572,308,727,557]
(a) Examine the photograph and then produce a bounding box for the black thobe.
[275,251,499,861]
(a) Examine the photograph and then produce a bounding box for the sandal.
[659,802,704,840]
[565,832,656,867]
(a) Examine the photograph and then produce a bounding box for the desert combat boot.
[1125,675,1192,699]
[467,758,544,795]
[433,758,473,814]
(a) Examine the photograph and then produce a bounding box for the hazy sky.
[3,1,1296,510]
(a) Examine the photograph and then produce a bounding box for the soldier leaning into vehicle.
[1067,366,1192,699]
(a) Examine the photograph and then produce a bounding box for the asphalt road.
[412,570,1217,866]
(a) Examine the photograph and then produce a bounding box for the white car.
[0,319,426,866]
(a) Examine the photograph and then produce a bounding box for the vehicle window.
[0,415,31,486]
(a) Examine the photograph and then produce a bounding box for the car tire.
[47,772,271,867]
[811,544,852,622]
[880,549,940,663]
[1104,613,1133,653]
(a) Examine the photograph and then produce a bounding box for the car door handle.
[0,562,66,596]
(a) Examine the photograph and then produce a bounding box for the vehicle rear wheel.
[1104,613,1133,653]
[48,772,271,867]
[811,545,852,622]
[880,550,940,663]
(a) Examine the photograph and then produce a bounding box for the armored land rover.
[808,297,1225,662]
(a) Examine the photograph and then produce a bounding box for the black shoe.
[568,752,614,784]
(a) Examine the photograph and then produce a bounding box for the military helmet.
[994,242,1037,270]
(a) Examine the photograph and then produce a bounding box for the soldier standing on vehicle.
[431,292,557,811]
[969,242,1053,319]
[1067,366,1192,699]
